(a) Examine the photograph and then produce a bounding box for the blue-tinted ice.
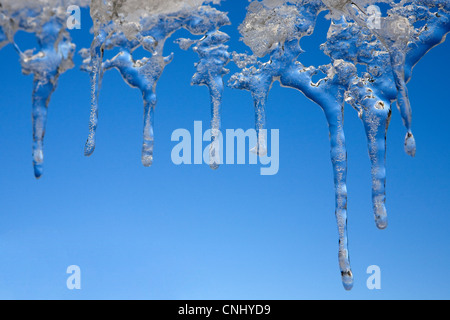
[230,0,450,289]
[82,1,230,168]
[0,0,449,290]
[0,1,83,178]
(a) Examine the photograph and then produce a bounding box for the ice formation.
[0,0,449,290]
[230,0,450,289]
[0,0,89,177]
[82,0,230,168]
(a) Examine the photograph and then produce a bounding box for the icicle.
[3,14,75,178]
[322,18,394,229]
[0,1,87,177]
[228,54,271,158]
[141,92,156,167]
[100,41,173,166]
[325,103,353,290]
[337,1,450,228]
[251,91,268,156]
[84,29,107,157]
[1,0,450,292]
[281,59,357,289]
[390,49,416,157]
[229,64,272,156]
[398,1,450,156]
[25,22,75,178]
[347,4,418,157]
[376,15,416,157]
[209,85,224,169]
[231,1,357,289]
[229,0,450,290]
[362,100,391,229]
[29,80,51,178]
[83,1,230,166]
[190,31,231,169]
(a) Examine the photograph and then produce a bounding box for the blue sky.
[0,2,449,299]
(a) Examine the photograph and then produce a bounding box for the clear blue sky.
[0,2,449,299]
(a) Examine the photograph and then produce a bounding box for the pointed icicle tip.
[209,163,220,170]
[142,155,153,167]
[375,204,388,230]
[142,141,154,167]
[404,132,416,157]
[84,134,96,157]
[376,216,388,230]
[209,148,220,170]
[250,141,268,157]
[34,164,44,179]
[342,271,354,291]
[84,145,95,157]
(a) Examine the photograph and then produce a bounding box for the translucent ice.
[83,0,230,167]
[231,0,450,289]
[185,31,231,169]
[0,0,449,291]
[0,0,88,178]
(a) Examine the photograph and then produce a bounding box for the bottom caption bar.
[153,301,301,318]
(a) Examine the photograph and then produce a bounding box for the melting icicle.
[319,0,450,269]
[230,1,317,156]
[231,0,450,289]
[230,0,357,289]
[83,0,114,157]
[380,17,416,157]
[188,31,231,169]
[0,0,87,178]
[229,52,271,156]
[100,38,173,167]
[84,29,107,157]
[1,0,449,291]
[321,18,394,230]
[83,0,229,166]
[347,5,417,157]
[23,19,76,178]
[324,0,450,228]
[393,0,450,154]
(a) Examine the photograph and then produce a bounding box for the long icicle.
[191,31,231,169]
[142,91,156,167]
[348,6,416,158]
[324,102,353,290]
[19,18,75,178]
[361,101,391,230]
[30,80,53,178]
[251,90,268,157]
[390,49,415,156]
[85,30,106,157]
